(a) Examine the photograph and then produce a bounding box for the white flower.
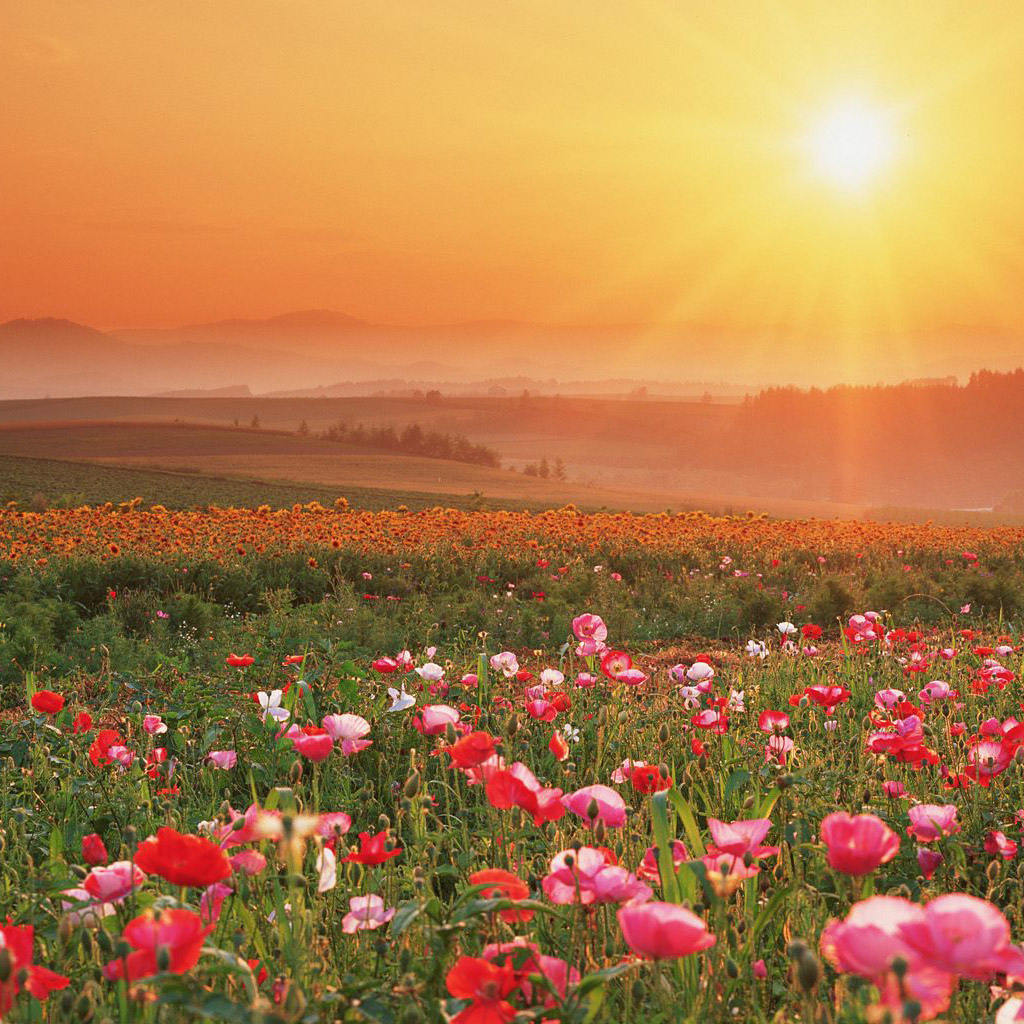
[678,685,701,709]
[727,689,745,712]
[489,651,520,677]
[686,662,714,683]
[317,846,337,893]
[745,639,768,659]
[540,668,565,687]
[562,723,581,743]
[776,621,797,636]
[257,690,290,723]
[415,662,445,682]
[386,685,415,713]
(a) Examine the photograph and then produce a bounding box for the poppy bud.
[787,939,809,961]
[902,999,922,1022]
[288,759,303,784]
[594,818,607,843]
[987,860,1001,883]
[891,956,907,979]
[796,953,821,992]
[617,711,629,726]
[507,714,520,736]
[0,949,11,983]
[726,958,739,979]
[586,797,600,821]
[597,707,608,727]
[113,939,132,960]
[403,771,421,798]
[156,946,171,972]
[95,928,113,954]
[378,814,391,830]
[444,722,458,744]
[658,723,670,744]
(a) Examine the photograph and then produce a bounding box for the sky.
[4,0,1024,377]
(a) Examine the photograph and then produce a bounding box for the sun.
[808,99,895,191]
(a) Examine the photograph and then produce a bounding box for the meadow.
[2,502,1024,1022]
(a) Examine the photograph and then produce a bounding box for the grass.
[0,453,558,513]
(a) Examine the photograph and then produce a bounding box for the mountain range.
[3,312,1024,399]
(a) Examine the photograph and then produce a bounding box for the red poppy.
[145,747,168,780]
[449,731,497,769]
[344,831,402,866]
[30,690,64,715]
[0,924,69,1016]
[445,956,518,1024]
[134,827,232,887]
[88,729,123,766]
[73,711,93,733]
[103,908,213,982]
[226,653,255,668]
[469,868,534,923]
[631,764,672,794]
[82,833,108,866]
[548,731,569,762]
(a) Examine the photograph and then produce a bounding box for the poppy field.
[3,504,1024,1023]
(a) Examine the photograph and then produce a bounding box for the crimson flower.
[134,827,232,887]
[103,908,213,982]
[345,831,402,866]
[30,690,64,714]
[0,924,69,1017]
[445,955,518,1024]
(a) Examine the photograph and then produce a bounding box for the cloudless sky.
[4,0,1024,368]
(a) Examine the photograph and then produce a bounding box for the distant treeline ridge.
[317,420,501,467]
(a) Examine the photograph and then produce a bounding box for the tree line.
[315,421,501,467]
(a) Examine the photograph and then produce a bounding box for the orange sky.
[4,0,1024,353]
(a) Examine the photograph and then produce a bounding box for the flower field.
[3,505,1024,1022]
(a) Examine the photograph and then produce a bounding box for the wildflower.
[344,831,402,866]
[134,827,232,887]
[563,784,627,827]
[617,901,716,959]
[103,908,213,982]
[30,690,64,714]
[820,812,900,876]
[257,690,290,723]
[342,894,395,934]
[469,868,533,923]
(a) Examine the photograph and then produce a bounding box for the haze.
[5,1,1024,386]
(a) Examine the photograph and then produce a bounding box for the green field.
[0,453,563,513]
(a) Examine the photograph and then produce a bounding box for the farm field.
[0,419,876,519]
[3,504,1024,1020]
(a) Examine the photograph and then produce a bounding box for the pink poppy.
[820,812,900,876]
[342,894,396,934]
[543,847,651,906]
[617,901,716,959]
[562,784,627,827]
[906,804,960,843]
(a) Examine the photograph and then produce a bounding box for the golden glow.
[3,0,1024,384]
[809,100,895,190]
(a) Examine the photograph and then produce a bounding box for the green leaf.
[390,900,423,937]
[666,789,706,857]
